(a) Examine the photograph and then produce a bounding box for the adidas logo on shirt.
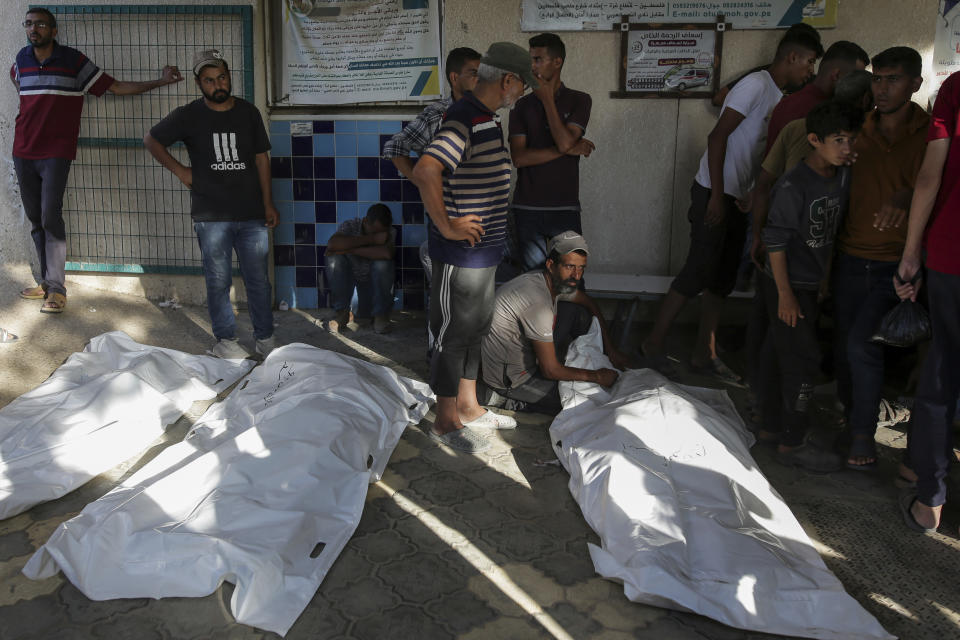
[210,132,246,170]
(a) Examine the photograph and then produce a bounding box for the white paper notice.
[281,0,442,105]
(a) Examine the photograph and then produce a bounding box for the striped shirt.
[11,43,115,160]
[424,93,511,268]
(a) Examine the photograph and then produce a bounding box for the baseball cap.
[547,231,589,256]
[192,49,227,76]
[481,42,539,89]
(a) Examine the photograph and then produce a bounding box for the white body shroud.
[551,321,893,640]
[0,331,253,521]
[24,344,434,636]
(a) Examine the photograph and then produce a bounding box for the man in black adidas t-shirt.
[145,50,278,359]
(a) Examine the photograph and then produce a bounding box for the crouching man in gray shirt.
[478,231,630,414]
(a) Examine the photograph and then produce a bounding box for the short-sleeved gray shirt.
[481,271,575,389]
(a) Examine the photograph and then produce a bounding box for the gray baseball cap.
[547,231,589,256]
[481,42,539,89]
[192,49,227,76]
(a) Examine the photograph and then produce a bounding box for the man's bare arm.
[532,339,618,386]
[109,66,182,95]
[143,133,192,188]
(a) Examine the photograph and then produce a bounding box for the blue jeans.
[194,220,273,341]
[511,208,582,273]
[832,253,901,438]
[325,254,394,317]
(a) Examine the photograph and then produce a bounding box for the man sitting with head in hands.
[479,231,629,415]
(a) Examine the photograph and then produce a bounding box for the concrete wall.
[445,0,941,274]
[0,0,943,300]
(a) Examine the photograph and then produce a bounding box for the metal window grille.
[41,5,254,274]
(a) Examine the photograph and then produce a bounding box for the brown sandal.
[20,285,46,300]
[40,293,66,314]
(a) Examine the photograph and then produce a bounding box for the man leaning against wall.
[11,7,182,313]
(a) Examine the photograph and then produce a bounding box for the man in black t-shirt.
[144,50,279,359]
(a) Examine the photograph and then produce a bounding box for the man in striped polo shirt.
[11,7,182,313]
[411,42,537,453]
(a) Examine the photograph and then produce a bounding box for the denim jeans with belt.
[194,220,273,341]
[832,253,900,438]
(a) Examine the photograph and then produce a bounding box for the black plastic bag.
[870,300,931,347]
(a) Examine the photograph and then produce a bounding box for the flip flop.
[428,426,491,453]
[690,357,743,386]
[0,328,17,343]
[40,293,66,314]
[19,285,46,300]
[898,492,937,533]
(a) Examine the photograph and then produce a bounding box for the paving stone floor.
[0,276,958,639]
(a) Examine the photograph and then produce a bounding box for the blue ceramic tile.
[380,180,401,201]
[384,201,402,222]
[271,135,292,157]
[379,158,400,179]
[274,245,295,266]
[294,202,315,223]
[402,202,424,224]
[337,180,357,201]
[402,268,425,290]
[313,134,335,156]
[334,120,357,132]
[275,265,295,297]
[335,157,357,179]
[394,269,403,290]
[313,157,335,179]
[296,266,317,288]
[269,120,290,134]
[392,290,403,311]
[316,266,326,287]
[316,246,327,266]
[295,287,318,308]
[404,291,425,310]
[292,157,313,179]
[313,120,334,133]
[293,180,314,201]
[401,179,421,202]
[295,245,316,266]
[357,120,380,133]
[274,223,294,244]
[392,224,403,247]
[272,179,293,202]
[404,223,427,247]
[291,136,313,156]
[335,134,357,156]
[401,120,412,128]
[337,202,359,223]
[380,120,402,134]
[357,180,379,202]
[313,180,336,201]
[358,134,381,157]
[277,201,295,223]
[358,157,380,179]
[317,290,330,308]
[316,223,338,245]
[315,201,337,223]
[401,246,421,269]
[294,223,315,245]
[271,156,291,179]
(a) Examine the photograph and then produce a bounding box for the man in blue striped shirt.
[411,42,537,453]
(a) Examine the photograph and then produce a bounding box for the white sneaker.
[210,338,250,360]
[461,409,517,430]
[255,336,277,357]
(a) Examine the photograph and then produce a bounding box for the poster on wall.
[280,0,442,105]
[520,0,837,31]
[614,23,722,99]
[933,0,960,103]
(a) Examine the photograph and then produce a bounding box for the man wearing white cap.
[479,231,628,414]
[144,49,278,359]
